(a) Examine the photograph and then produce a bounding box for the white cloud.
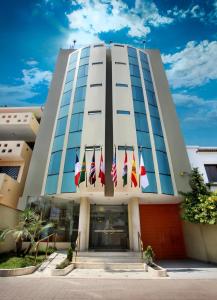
[26,60,38,66]
[173,92,217,126]
[0,67,52,106]
[162,40,217,88]
[167,4,205,21]
[66,0,173,47]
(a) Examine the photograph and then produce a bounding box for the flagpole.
[139,146,142,188]
[94,145,96,188]
[131,147,133,188]
[85,146,87,187]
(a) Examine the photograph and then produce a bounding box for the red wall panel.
[139,204,186,259]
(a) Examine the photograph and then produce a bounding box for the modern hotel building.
[20,43,191,259]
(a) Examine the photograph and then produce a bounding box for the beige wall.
[183,221,217,263]
[0,205,20,253]
[0,141,32,208]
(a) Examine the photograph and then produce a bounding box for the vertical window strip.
[127,47,157,193]
[61,50,90,193]
[45,53,79,195]
[139,51,174,195]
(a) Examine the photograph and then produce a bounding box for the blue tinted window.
[79,57,89,66]
[74,86,86,102]
[149,105,159,118]
[77,64,88,77]
[142,172,157,193]
[80,47,90,58]
[69,53,78,65]
[70,113,83,132]
[145,80,154,92]
[61,91,71,107]
[143,69,152,82]
[154,135,166,152]
[137,131,151,148]
[64,148,79,172]
[128,56,138,65]
[130,76,142,87]
[67,132,81,148]
[135,113,149,132]
[160,174,174,195]
[64,81,73,93]
[72,101,85,114]
[146,90,157,106]
[116,83,128,87]
[48,151,62,175]
[55,117,67,136]
[58,104,69,119]
[132,86,144,101]
[117,110,130,115]
[76,76,87,88]
[134,101,146,113]
[66,69,75,83]
[129,64,140,77]
[45,175,58,195]
[140,51,148,63]
[141,148,155,173]
[151,117,163,136]
[156,151,170,174]
[128,47,137,57]
[52,135,65,152]
[61,172,76,193]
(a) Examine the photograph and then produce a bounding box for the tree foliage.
[0,208,54,256]
[181,168,217,224]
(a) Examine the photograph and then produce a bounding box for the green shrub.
[56,258,70,269]
[143,245,155,265]
[67,246,73,262]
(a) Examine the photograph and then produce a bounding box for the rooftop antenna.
[73,40,77,49]
[143,40,146,49]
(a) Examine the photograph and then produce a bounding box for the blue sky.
[0,0,217,146]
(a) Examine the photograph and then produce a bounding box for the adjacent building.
[19,43,191,259]
[187,146,217,192]
[0,106,42,253]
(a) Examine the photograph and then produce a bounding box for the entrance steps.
[74,251,145,270]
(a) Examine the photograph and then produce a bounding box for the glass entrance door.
[89,205,129,250]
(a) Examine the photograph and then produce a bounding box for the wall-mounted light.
[179,171,190,176]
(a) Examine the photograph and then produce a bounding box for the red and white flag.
[99,151,105,186]
[140,153,149,189]
[74,153,81,187]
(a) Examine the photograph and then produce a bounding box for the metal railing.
[138,232,144,259]
[34,233,57,263]
[75,231,81,260]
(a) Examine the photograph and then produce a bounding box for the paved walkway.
[1,277,217,300]
[159,259,217,279]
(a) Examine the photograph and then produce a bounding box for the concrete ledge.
[145,263,167,277]
[51,263,74,276]
[0,265,38,277]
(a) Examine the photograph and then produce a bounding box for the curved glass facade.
[127,47,157,193]
[139,51,174,195]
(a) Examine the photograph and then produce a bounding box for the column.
[78,197,90,251]
[128,198,141,251]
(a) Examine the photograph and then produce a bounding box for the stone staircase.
[73,251,145,270]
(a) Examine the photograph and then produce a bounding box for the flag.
[89,149,96,185]
[122,150,128,186]
[140,153,149,189]
[131,152,138,187]
[79,152,86,184]
[99,150,105,186]
[111,147,117,187]
[74,153,81,187]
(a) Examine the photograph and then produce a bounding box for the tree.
[181,168,217,224]
[0,208,54,256]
